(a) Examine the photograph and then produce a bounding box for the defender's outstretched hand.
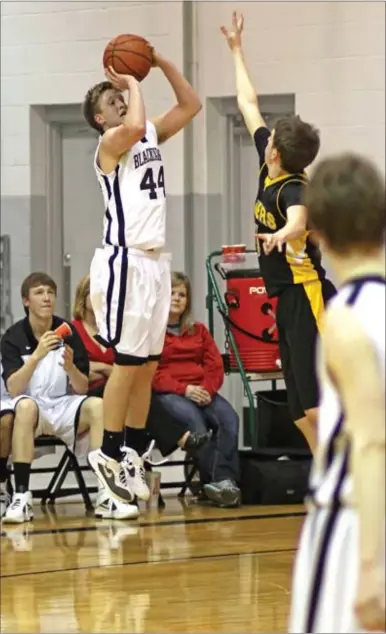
[220,11,244,51]
[256,232,285,255]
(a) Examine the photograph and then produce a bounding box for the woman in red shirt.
[153,272,241,508]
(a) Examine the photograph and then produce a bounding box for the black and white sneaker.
[120,446,151,502]
[94,490,140,520]
[88,449,134,504]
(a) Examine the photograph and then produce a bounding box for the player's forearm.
[232,48,257,105]
[156,55,201,113]
[276,221,306,243]
[6,357,39,397]
[123,78,146,133]
[353,438,385,566]
[67,367,88,395]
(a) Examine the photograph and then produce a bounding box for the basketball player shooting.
[289,153,385,633]
[221,12,336,454]
[82,44,202,505]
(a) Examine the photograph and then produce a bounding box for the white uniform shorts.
[90,246,171,364]
[1,394,90,458]
[289,505,385,633]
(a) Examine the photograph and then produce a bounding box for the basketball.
[103,34,153,82]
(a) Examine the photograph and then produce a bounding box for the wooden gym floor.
[0,498,305,633]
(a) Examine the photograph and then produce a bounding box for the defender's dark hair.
[305,152,385,254]
[273,115,320,174]
[82,81,114,134]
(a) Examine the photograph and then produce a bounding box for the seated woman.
[72,275,209,456]
[72,275,114,397]
[152,272,241,508]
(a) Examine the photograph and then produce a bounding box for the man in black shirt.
[1,272,138,523]
[222,12,336,453]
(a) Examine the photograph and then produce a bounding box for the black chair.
[30,436,94,511]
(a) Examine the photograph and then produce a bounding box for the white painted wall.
[1,0,185,196]
[192,0,385,197]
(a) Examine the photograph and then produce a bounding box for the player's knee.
[80,397,103,427]
[14,398,39,429]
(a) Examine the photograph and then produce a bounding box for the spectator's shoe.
[2,492,34,524]
[203,480,241,508]
[88,449,134,504]
[120,446,151,502]
[95,490,140,520]
[184,431,211,455]
[0,481,11,518]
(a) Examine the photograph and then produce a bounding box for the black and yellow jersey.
[253,126,326,298]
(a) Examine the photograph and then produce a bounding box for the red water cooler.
[224,268,280,373]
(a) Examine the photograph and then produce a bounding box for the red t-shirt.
[71,319,114,388]
[152,322,224,396]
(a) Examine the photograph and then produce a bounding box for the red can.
[224,269,280,373]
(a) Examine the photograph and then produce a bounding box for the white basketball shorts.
[2,394,90,458]
[289,505,385,633]
[90,246,172,364]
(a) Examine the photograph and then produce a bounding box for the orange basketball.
[103,34,153,82]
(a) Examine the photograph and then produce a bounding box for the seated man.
[0,271,139,523]
[152,272,241,508]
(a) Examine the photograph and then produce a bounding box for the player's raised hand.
[220,11,244,51]
[104,66,137,90]
[255,232,285,255]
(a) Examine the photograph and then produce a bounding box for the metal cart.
[206,249,283,447]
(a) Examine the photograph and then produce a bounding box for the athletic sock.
[124,427,149,456]
[13,463,31,493]
[101,430,124,460]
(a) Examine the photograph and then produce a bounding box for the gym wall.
[1,1,385,320]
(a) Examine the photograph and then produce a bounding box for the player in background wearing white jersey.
[289,153,385,633]
[82,50,201,507]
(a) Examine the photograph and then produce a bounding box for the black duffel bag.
[239,449,311,505]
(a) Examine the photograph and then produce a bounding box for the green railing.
[205,250,256,438]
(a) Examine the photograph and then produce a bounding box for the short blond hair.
[72,275,90,320]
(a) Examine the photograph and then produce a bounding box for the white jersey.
[94,120,166,250]
[309,275,385,508]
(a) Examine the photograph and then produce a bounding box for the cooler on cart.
[204,246,311,505]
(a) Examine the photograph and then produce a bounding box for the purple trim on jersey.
[113,165,126,247]
[102,175,113,245]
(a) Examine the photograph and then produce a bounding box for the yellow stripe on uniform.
[286,234,320,285]
[303,280,325,330]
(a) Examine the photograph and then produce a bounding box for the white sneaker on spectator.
[95,490,140,520]
[88,449,134,504]
[2,491,34,524]
[0,481,11,517]
[120,446,151,502]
